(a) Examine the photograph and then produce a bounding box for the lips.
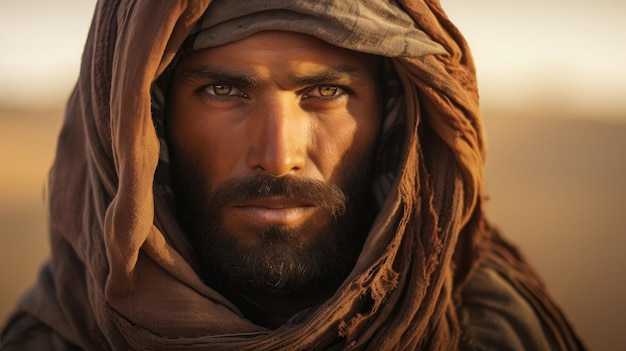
[233,196,315,225]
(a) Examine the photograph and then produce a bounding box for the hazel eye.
[204,84,246,97]
[213,84,232,95]
[305,85,345,98]
[318,86,338,97]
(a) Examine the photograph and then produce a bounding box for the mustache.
[205,175,347,218]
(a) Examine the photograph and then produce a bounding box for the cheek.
[167,106,247,191]
[343,98,383,156]
[311,108,381,180]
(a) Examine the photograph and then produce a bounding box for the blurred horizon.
[1,0,626,121]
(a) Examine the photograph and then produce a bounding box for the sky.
[443,0,626,118]
[1,0,625,120]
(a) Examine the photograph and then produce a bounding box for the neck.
[229,287,336,329]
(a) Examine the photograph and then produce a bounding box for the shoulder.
[1,313,80,351]
[457,266,555,351]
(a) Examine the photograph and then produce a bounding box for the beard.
[172,157,376,297]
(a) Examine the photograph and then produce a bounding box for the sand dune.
[1,107,624,349]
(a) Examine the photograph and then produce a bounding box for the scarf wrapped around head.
[3,0,584,350]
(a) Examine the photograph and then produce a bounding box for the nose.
[247,95,307,177]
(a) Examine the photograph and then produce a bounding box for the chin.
[194,214,364,296]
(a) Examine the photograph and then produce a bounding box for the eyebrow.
[177,64,370,89]
[178,67,260,89]
[291,64,369,87]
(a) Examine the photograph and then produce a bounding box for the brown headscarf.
[2,0,585,350]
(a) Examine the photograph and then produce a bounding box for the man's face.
[166,31,382,296]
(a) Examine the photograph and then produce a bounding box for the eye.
[304,85,346,99]
[204,84,247,97]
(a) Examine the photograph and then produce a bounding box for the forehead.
[176,30,379,76]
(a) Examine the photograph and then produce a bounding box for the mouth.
[233,196,316,225]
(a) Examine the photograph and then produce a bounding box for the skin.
[166,31,383,327]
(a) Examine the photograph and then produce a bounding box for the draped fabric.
[1,0,585,350]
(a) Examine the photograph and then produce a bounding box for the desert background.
[1,1,625,350]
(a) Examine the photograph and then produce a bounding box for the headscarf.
[2,0,585,350]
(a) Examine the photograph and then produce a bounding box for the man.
[1,0,585,350]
